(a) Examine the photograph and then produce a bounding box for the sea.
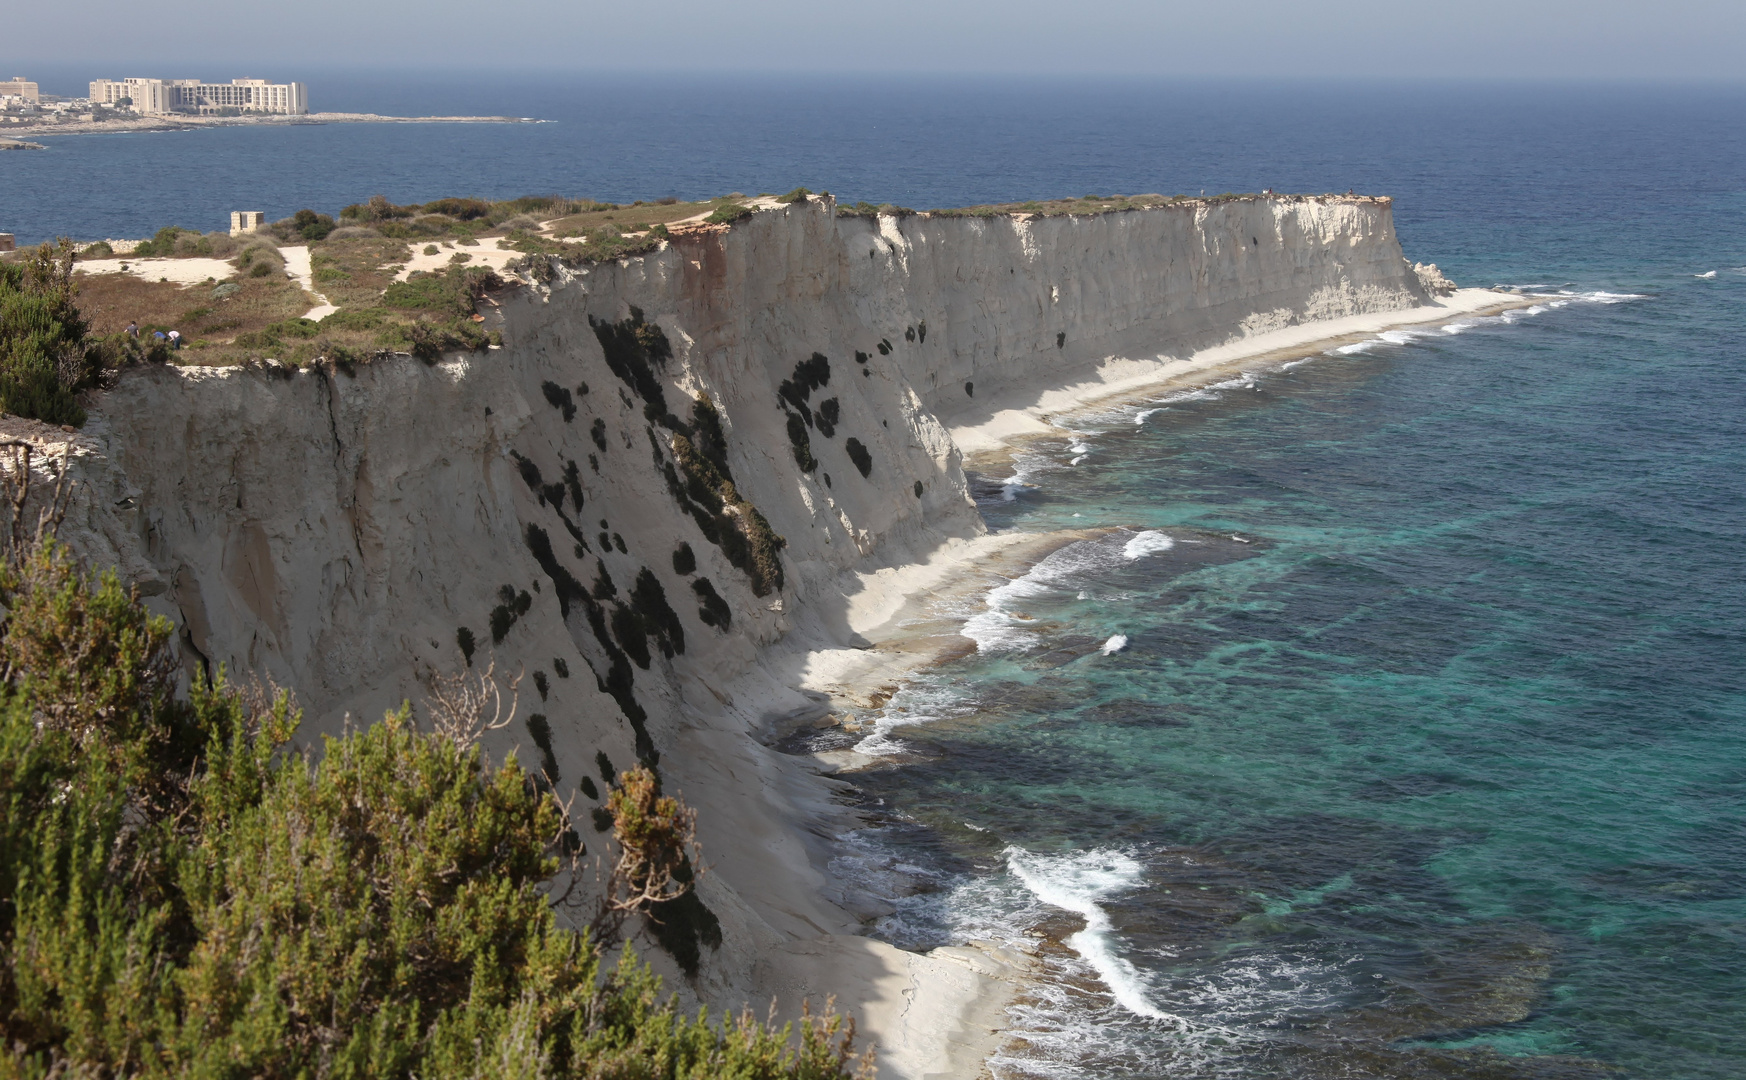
[7,74,1744,1080]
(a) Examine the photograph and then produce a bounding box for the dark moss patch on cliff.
[541,379,577,421]
[631,568,685,658]
[785,412,816,473]
[845,438,873,479]
[563,459,585,511]
[511,450,542,492]
[489,584,533,644]
[671,542,696,576]
[815,397,840,437]
[646,858,722,977]
[523,523,656,765]
[778,352,831,415]
[693,578,731,630]
[660,395,786,598]
[525,712,561,784]
[590,307,687,430]
[778,354,831,470]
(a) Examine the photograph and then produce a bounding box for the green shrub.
[339,194,416,223]
[704,203,754,226]
[131,226,199,257]
[0,241,95,425]
[775,187,812,204]
[0,538,870,1080]
[320,307,384,331]
[420,197,491,221]
[271,208,336,242]
[77,241,114,260]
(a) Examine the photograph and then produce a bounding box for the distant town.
[1,76,532,141]
[1,75,308,121]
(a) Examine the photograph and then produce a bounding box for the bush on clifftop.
[0,241,99,425]
[0,530,869,1079]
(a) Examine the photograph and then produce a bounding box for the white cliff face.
[48,193,1429,1036]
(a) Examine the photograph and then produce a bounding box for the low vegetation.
[0,184,1299,424]
[0,459,869,1079]
[0,242,101,425]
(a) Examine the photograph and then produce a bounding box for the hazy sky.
[12,0,1746,83]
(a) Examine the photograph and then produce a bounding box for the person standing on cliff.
[125,320,138,338]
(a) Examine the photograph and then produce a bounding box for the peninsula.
[12,111,539,136]
[0,74,537,135]
[2,191,1525,1078]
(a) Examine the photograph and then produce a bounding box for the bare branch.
[587,766,704,947]
[422,659,522,747]
[0,439,75,569]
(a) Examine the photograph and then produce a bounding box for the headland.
[3,190,1536,1077]
[15,110,539,137]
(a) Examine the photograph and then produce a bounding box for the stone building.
[89,77,308,116]
[230,212,266,238]
[0,77,39,103]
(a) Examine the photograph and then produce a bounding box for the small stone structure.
[230,211,265,238]
[0,234,15,252]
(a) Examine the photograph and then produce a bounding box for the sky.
[10,0,1746,88]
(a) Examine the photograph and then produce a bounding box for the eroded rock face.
[48,193,1428,1009]
[1414,260,1459,297]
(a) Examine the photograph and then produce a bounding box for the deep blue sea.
[7,75,1744,1079]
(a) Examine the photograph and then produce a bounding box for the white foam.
[1556,289,1650,304]
[1696,270,1717,279]
[1007,848,1178,1023]
[1133,406,1167,425]
[961,532,1165,653]
[850,681,971,756]
[1121,530,1174,559]
[1100,634,1128,655]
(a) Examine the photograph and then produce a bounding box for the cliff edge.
[39,193,1452,1077]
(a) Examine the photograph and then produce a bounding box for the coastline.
[14,111,539,138]
[778,286,1547,1076]
[950,287,1534,457]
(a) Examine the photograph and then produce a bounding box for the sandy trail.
[393,236,525,281]
[74,256,234,286]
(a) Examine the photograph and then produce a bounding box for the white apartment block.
[89,77,309,116]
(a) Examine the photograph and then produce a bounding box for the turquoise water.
[10,73,1745,1078]
[831,273,1746,1077]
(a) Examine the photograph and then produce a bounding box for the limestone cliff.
[41,193,1432,1067]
